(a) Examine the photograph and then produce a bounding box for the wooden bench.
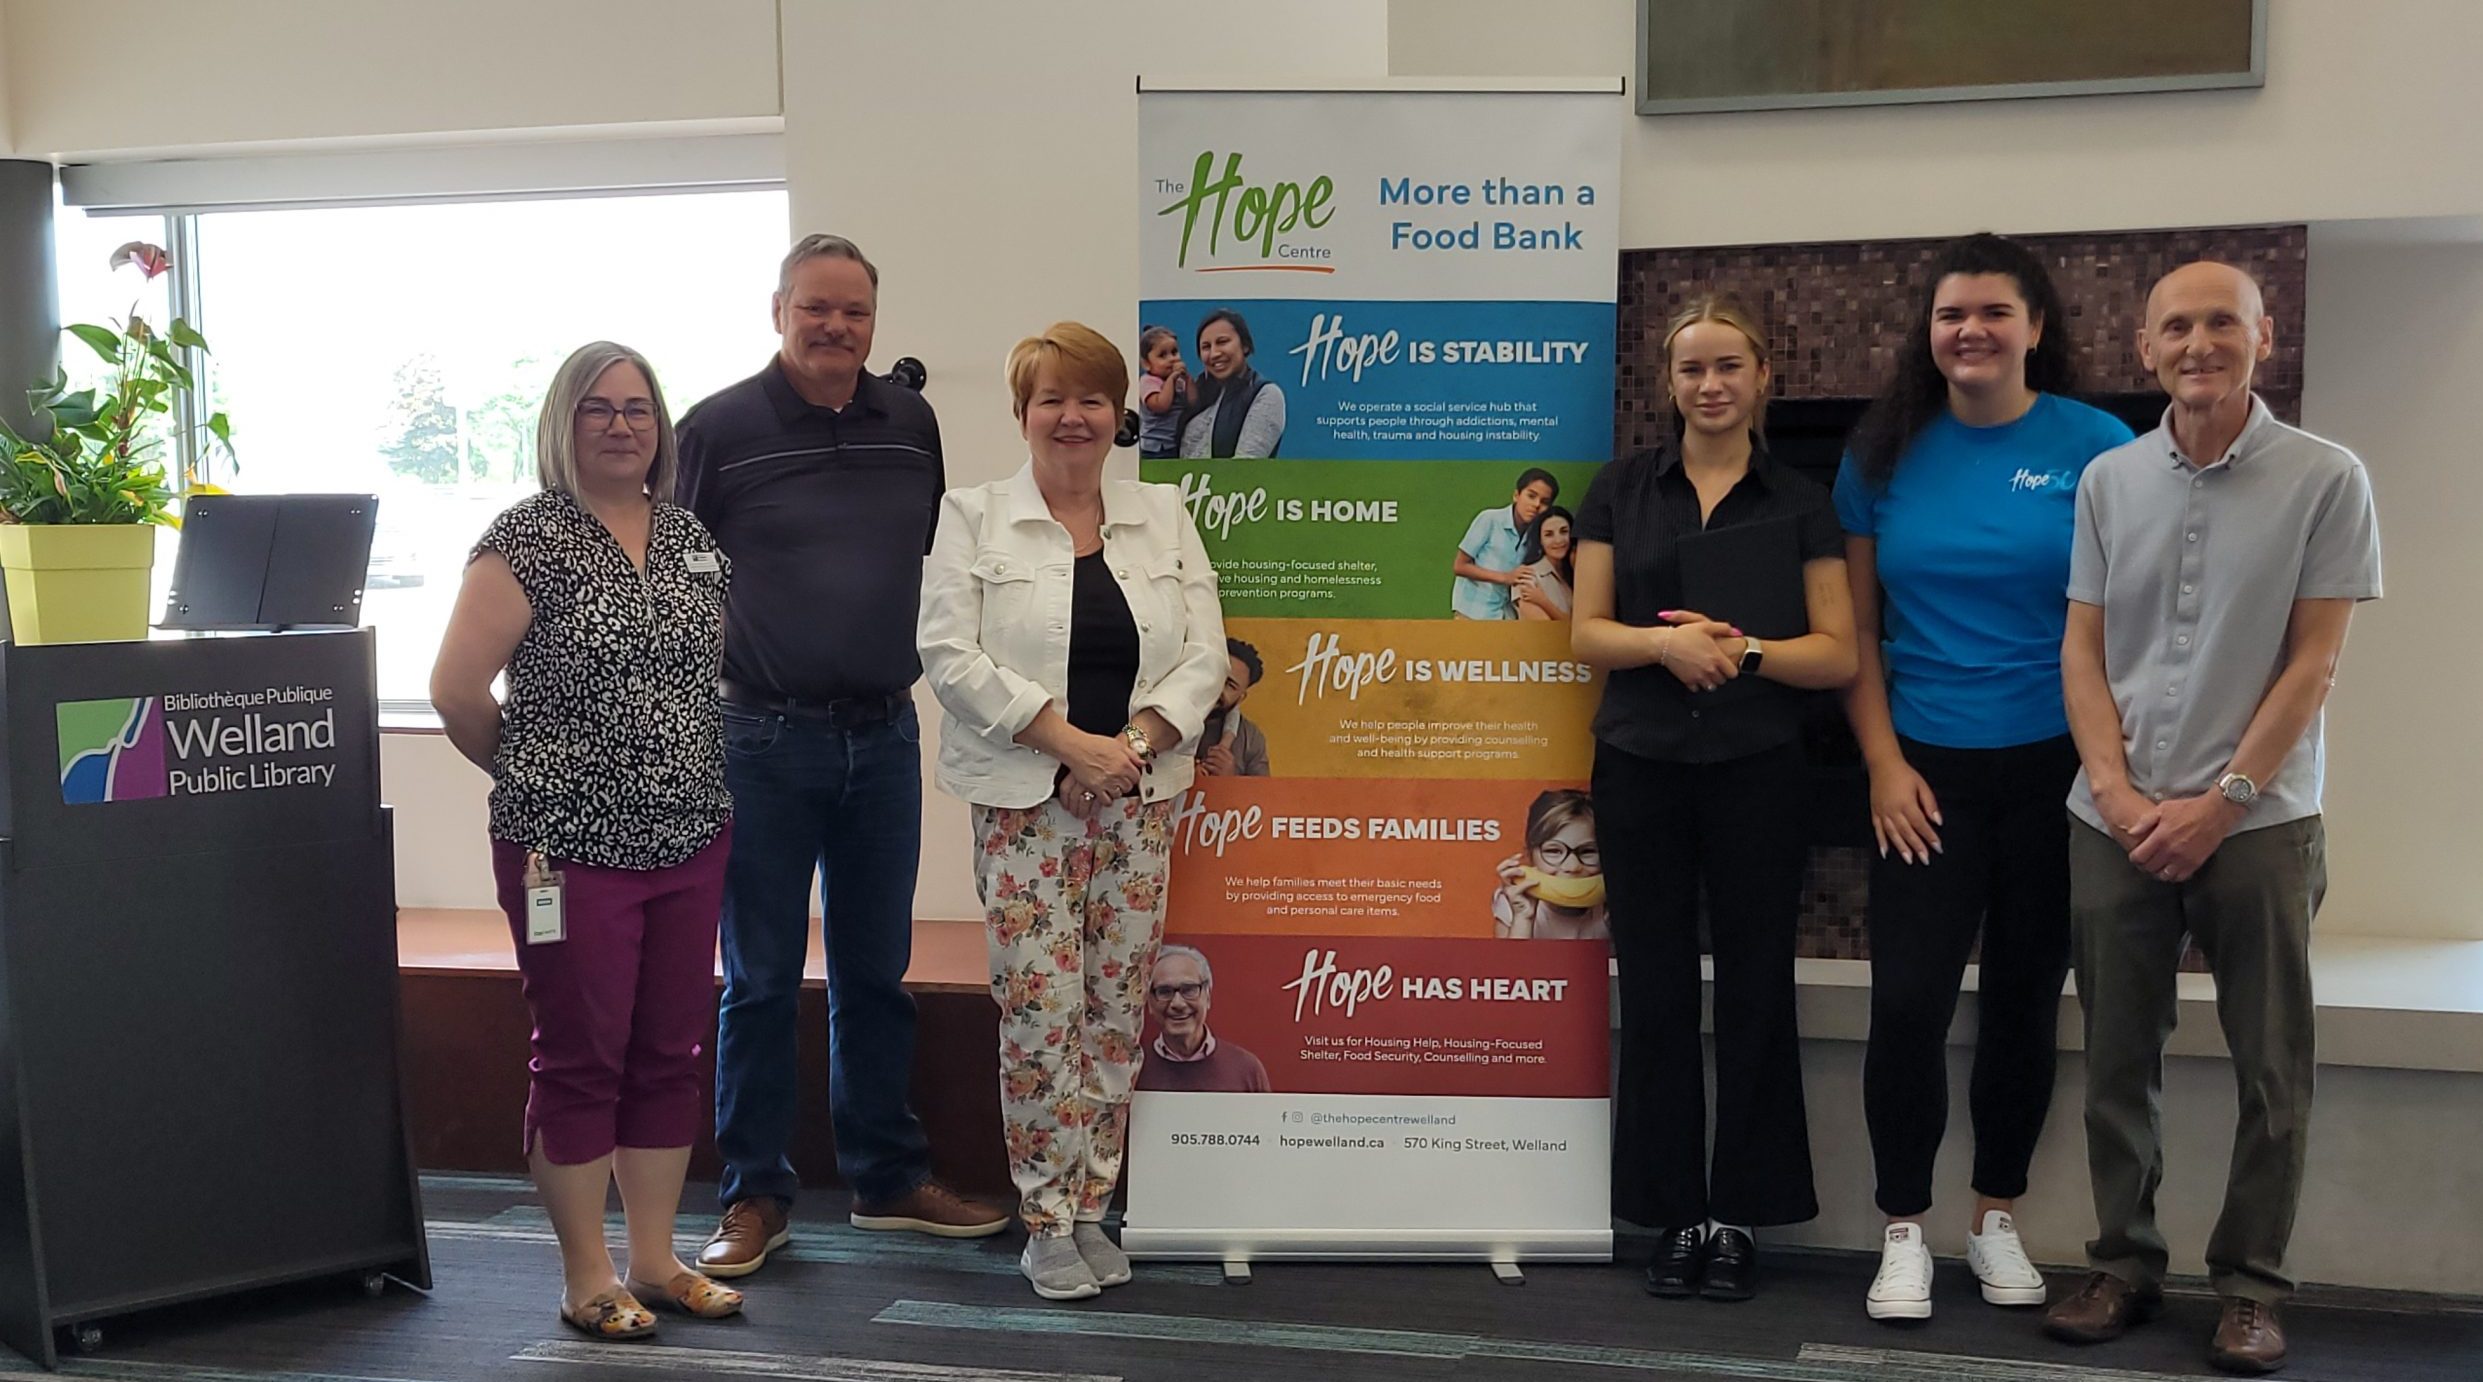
[395,910,1007,1195]
[396,908,989,992]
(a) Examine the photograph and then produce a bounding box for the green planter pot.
[0,524,158,645]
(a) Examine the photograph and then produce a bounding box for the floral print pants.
[971,794,1175,1237]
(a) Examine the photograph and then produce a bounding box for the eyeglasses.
[1538,841,1600,869]
[578,400,659,430]
[1149,982,1206,1002]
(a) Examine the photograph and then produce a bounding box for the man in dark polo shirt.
[680,234,1006,1277]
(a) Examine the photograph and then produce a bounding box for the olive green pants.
[2069,815,2325,1305]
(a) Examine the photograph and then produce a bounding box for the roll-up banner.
[1127,79,1624,1263]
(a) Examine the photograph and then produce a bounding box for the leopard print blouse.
[475,491,731,870]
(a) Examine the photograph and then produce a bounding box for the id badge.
[522,850,566,944]
[683,549,721,575]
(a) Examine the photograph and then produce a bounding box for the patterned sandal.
[628,1270,745,1320]
[559,1286,658,1341]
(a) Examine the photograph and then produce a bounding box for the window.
[50,199,180,611]
[164,189,787,710]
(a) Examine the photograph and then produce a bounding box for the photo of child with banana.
[1491,788,1607,941]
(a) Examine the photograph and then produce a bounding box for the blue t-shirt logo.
[1832,393,2138,748]
[2008,467,2078,494]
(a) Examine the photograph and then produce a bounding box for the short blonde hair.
[1662,296,1773,439]
[536,341,678,499]
[1006,322,1130,420]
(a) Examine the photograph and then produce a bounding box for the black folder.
[160,493,377,631]
[1676,516,1808,641]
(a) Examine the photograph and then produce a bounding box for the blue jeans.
[713,699,929,1208]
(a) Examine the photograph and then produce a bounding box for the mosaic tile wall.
[1623,227,2305,971]
[1616,224,2310,458]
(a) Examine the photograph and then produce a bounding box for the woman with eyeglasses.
[431,341,743,1342]
[1493,788,1607,939]
[1573,297,1857,1304]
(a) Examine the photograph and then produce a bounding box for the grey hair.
[778,233,879,297]
[1153,944,1213,988]
[535,341,678,500]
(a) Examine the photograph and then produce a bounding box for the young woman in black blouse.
[1572,299,1857,1302]
[431,342,742,1341]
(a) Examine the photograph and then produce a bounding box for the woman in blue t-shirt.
[1833,234,2135,1324]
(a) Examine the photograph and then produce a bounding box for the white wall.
[776,0,1391,923]
[0,1,18,158]
[1391,0,2483,943]
[361,2,1396,914]
[3,0,783,159]
[1390,0,2483,248]
[384,732,495,909]
[11,2,2473,941]
[2301,234,2483,940]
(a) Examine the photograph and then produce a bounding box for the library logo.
[57,697,168,804]
[57,684,342,805]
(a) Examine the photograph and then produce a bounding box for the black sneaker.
[1700,1227,1757,1302]
[1643,1226,1707,1298]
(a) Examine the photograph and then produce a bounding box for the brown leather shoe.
[696,1198,790,1279]
[849,1179,1010,1238]
[2042,1271,2164,1344]
[2209,1296,2288,1375]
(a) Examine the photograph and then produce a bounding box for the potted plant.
[0,241,232,644]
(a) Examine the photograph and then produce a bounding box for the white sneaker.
[1966,1209,2047,1306]
[1867,1222,1934,1321]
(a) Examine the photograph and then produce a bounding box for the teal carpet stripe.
[13,1360,436,1382]
[875,1298,1882,1378]
[514,1339,1123,1380]
[446,1207,1225,1286]
[1800,1343,2348,1382]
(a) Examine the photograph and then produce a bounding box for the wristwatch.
[2215,771,2258,807]
[1737,637,1765,676]
[1121,723,1158,766]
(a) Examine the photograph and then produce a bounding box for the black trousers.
[1861,734,2079,1218]
[1598,739,1817,1230]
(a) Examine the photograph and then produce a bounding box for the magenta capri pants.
[490,829,730,1165]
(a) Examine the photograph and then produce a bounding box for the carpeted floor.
[14,1174,2477,1381]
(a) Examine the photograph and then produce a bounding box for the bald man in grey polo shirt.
[2043,263,2381,1376]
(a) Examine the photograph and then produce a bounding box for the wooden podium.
[0,630,427,1366]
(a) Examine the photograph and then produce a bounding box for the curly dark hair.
[1848,233,2080,488]
[1226,637,1264,686]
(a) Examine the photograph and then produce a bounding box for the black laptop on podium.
[159,493,379,632]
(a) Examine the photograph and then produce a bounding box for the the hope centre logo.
[58,697,169,803]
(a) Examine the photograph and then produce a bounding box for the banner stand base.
[1124,1228,1613,1264]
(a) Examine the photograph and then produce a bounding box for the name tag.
[683,550,721,575]
[522,852,566,945]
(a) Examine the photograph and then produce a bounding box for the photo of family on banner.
[1125,77,1628,1274]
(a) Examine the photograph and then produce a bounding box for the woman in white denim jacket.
[916,321,1225,1302]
